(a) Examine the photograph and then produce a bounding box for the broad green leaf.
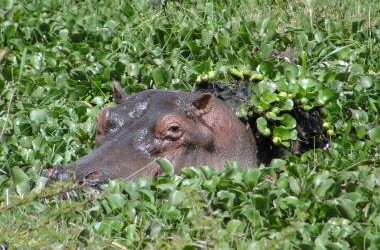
[107,193,127,210]
[152,67,171,86]
[200,165,215,179]
[104,20,119,30]
[260,43,273,58]
[273,127,298,141]
[149,220,162,239]
[256,117,271,136]
[201,28,213,46]
[12,166,30,198]
[261,91,279,104]
[0,0,14,10]
[289,176,301,195]
[249,73,264,81]
[284,64,300,84]
[30,176,48,196]
[356,75,373,89]
[350,109,368,123]
[368,126,380,143]
[226,219,242,234]
[278,99,294,111]
[281,114,297,129]
[125,224,136,245]
[164,207,181,220]
[138,189,155,204]
[217,190,235,208]
[318,88,337,105]
[156,158,174,176]
[230,68,244,79]
[342,192,368,205]
[277,175,289,189]
[299,78,318,89]
[259,17,271,35]
[251,194,267,210]
[3,22,17,39]
[243,168,261,186]
[315,179,335,198]
[270,159,286,169]
[253,81,277,95]
[181,167,203,178]
[258,61,274,76]
[337,199,358,220]
[169,190,185,206]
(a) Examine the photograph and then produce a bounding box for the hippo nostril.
[43,167,75,182]
[84,171,103,181]
[80,171,107,187]
[44,168,56,178]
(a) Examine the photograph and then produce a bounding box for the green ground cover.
[0,0,379,248]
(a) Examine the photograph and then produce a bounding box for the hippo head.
[47,85,257,184]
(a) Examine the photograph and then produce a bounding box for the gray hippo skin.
[47,85,257,183]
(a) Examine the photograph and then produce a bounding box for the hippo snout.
[44,165,107,186]
[44,166,75,182]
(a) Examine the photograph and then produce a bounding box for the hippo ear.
[112,81,126,104]
[192,93,213,115]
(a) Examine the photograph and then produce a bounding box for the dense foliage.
[0,0,379,248]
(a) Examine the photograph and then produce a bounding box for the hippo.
[47,85,257,184]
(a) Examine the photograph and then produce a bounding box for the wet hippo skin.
[46,85,257,184]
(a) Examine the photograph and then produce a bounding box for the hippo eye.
[168,124,180,133]
[164,122,183,141]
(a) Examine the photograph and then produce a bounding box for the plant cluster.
[0,0,379,248]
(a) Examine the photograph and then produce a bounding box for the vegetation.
[0,0,379,248]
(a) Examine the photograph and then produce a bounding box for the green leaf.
[281,114,297,129]
[258,61,274,76]
[12,166,30,198]
[261,91,279,104]
[226,219,242,234]
[156,158,174,176]
[104,20,119,31]
[243,168,261,186]
[256,117,271,136]
[337,199,357,220]
[217,190,235,208]
[350,109,368,123]
[318,88,337,105]
[201,28,213,46]
[259,17,271,35]
[230,68,244,79]
[152,67,171,86]
[270,159,286,169]
[277,175,289,189]
[273,127,298,141]
[200,165,216,179]
[149,220,162,239]
[0,0,14,11]
[3,22,17,39]
[315,179,335,198]
[357,75,373,89]
[107,193,127,210]
[12,166,29,184]
[169,190,185,206]
[289,176,301,195]
[299,78,318,89]
[368,126,380,143]
[278,99,294,111]
[30,176,48,196]
[342,192,368,205]
[249,73,264,81]
[138,189,155,204]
